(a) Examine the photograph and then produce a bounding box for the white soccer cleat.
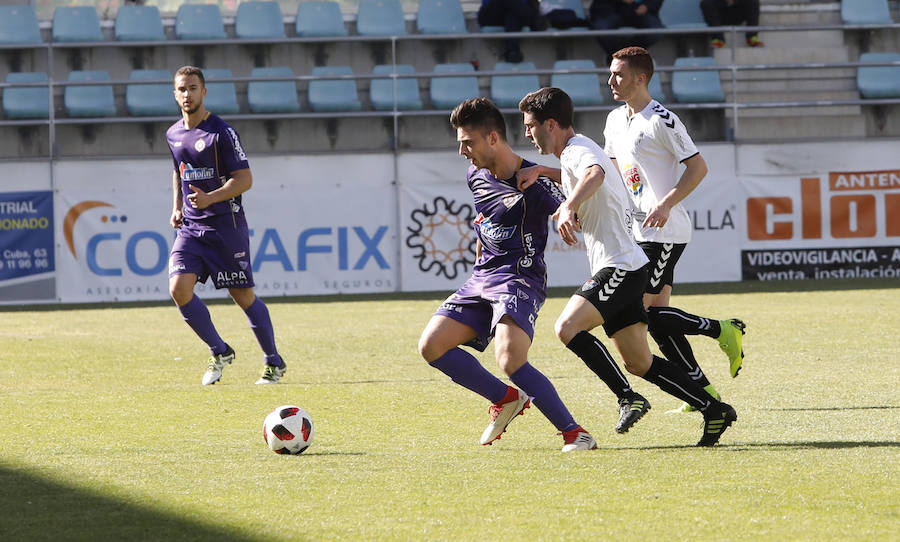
[255,363,286,385]
[480,388,530,445]
[201,345,235,386]
[561,426,597,452]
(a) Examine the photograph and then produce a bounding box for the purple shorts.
[434,273,546,352]
[168,222,254,289]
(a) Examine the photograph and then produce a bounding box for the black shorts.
[639,242,687,294]
[573,266,649,337]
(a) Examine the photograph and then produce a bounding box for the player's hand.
[555,203,581,246]
[516,166,541,191]
[170,209,183,228]
[642,202,671,229]
[187,185,212,210]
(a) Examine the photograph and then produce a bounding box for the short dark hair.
[612,46,654,81]
[449,98,507,141]
[175,65,205,87]
[518,87,574,129]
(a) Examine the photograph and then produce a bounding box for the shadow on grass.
[0,466,270,542]
[604,440,900,451]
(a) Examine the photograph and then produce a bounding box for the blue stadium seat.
[126,70,176,116]
[296,1,347,37]
[857,52,900,98]
[0,5,41,44]
[490,61,540,108]
[176,4,226,40]
[671,57,725,103]
[248,67,300,113]
[649,72,667,102]
[541,0,587,23]
[308,66,362,112]
[357,0,407,36]
[371,64,423,110]
[52,7,103,42]
[430,63,480,109]
[417,0,467,35]
[841,0,891,24]
[2,72,49,119]
[65,70,116,117]
[203,68,241,115]
[236,1,286,39]
[551,60,604,106]
[659,0,707,28]
[115,5,166,41]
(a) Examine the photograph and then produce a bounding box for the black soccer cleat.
[615,393,651,434]
[697,402,737,447]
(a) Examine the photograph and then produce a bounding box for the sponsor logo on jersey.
[227,127,248,161]
[216,270,248,285]
[179,162,216,182]
[474,213,516,241]
[623,164,643,196]
[234,251,246,258]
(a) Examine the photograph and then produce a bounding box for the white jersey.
[603,100,699,244]
[559,134,649,275]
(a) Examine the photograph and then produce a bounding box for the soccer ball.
[263,405,314,455]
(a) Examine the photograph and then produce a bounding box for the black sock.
[648,306,721,338]
[642,355,720,412]
[566,331,633,400]
[648,330,711,388]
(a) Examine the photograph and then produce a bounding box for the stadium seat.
[248,67,300,113]
[659,0,707,28]
[0,5,41,44]
[490,61,540,108]
[857,52,900,98]
[841,0,891,24]
[671,57,725,103]
[649,72,667,102]
[357,0,407,36]
[52,6,104,42]
[308,66,362,112]
[115,5,166,41]
[2,72,49,119]
[236,1,286,39]
[65,70,116,117]
[430,63,480,109]
[541,0,588,28]
[417,0,467,35]
[370,64,423,110]
[551,60,604,106]
[126,70,176,116]
[203,68,241,115]
[176,4,226,40]
[296,1,347,37]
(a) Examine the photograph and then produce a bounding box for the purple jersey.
[468,159,565,290]
[166,113,250,230]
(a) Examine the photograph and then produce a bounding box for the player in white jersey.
[605,47,746,412]
[518,87,736,446]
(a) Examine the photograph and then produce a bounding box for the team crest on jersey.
[194,139,206,152]
[582,279,598,291]
[622,164,643,196]
[474,213,516,241]
[502,194,522,208]
[179,162,216,182]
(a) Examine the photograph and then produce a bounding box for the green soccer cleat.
[255,363,287,385]
[615,393,651,433]
[201,345,235,386]
[669,385,720,414]
[717,319,746,378]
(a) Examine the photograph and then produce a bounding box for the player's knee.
[554,317,579,345]
[622,354,651,377]
[169,284,192,306]
[417,334,443,363]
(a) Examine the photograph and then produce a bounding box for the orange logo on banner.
[747,174,900,240]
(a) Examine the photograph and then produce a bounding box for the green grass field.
[1,279,898,541]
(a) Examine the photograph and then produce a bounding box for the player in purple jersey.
[167,66,287,386]
[417,98,596,452]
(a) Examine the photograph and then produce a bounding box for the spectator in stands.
[478,0,545,63]
[589,0,664,63]
[701,0,764,48]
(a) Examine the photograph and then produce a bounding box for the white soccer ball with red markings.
[263,405,314,455]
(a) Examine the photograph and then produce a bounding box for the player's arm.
[516,164,561,191]
[187,168,253,210]
[556,164,604,246]
[475,239,482,262]
[170,170,183,228]
[642,153,707,228]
